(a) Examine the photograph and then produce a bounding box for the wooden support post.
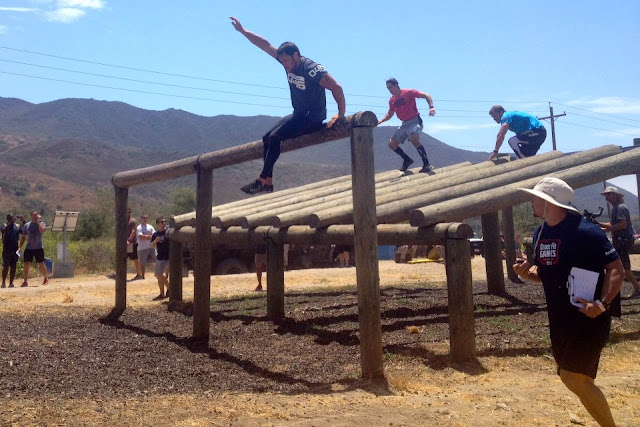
[168,238,183,302]
[114,185,128,315]
[266,238,285,318]
[193,165,212,339]
[635,138,640,217]
[481,212,505,295]
[444,237,475,361]
[501,207,519,282]
[350,112,384,380]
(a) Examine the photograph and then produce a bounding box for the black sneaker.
[241,180,273,195]
[419,164,434,174]
[400,158,414,172]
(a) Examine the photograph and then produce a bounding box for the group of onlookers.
[126,208,170,300]
[1,211,49,288]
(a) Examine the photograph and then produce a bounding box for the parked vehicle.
[469,237,484,257]
[182,243,335,275]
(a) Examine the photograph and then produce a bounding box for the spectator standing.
[378,78,436,173]
[254,244,267,292]
[514,177,622,427]
[488,105,547,160]
[598,186,640,298]
[1,214,21,288]
[230,16,346,195]
[19,211,49,287]
[150,216,170,300]
[136,214,156,280]
[127,208,143,281]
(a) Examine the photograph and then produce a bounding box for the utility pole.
[537,103,566,151]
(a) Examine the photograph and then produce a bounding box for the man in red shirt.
[378,78,436,173]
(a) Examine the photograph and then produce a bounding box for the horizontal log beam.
[410,147,640,226]
[401,145,619,226]
[168,223,473,246]
[113,111,377,189]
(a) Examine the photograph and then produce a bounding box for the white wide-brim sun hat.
[518,177,581,215]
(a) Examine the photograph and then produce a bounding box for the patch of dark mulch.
[1,281,639,399]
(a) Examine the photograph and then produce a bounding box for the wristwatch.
[602,299,610,311]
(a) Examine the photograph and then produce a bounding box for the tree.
[72,210,109,241]
[170,187,196,215]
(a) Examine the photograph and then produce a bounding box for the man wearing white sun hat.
[514,177,623,427]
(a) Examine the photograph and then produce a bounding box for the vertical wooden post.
[168,238,183,302]
[481,212,505,295]
[193,164,212,339]
[114,185,128,315]
[635,138,640,217]
[444,237,475,361]
[501,207,518,282]
[266,238,285,318]
[350,113,384,380]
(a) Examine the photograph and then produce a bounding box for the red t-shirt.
[389,89,421,121]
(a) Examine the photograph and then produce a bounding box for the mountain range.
[0,96,636,224]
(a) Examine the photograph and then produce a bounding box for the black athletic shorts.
[516,126,547,157]
[127,243,138,260]
[2,252,18,267]
[24,248,45,263]
[551,313,610,379]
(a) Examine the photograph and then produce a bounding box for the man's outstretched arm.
[230,17,277,59]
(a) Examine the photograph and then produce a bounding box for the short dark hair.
[386,78,399,86]
[276,42,300,57]
[156,216,165,224]
[6,213,13,221]
[489,105,505,115]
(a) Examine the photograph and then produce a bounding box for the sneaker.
[400,158,414,172]
[42,279,49,286]
[241,180,273,195]
[254,284,263,292]
[629,290,640,299]
[1,283,5,289]
[20,281,28,288]
[152,294,165,301]
[419,164,434,174]
[130,274,143,281]
[8,283,14,288]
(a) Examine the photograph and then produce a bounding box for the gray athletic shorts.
[392,116,422,144]
[155,259,169,276]
[137,248,157,267]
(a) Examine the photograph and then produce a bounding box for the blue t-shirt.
[286,56,328,122]
[22,221,45,250]
[533,214,620,327]
[501,111,543,135]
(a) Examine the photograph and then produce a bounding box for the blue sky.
[1,0,639,193]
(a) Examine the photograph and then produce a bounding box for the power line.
[551,102,640,125]
[556,119,638,136]
[0,70,292,109]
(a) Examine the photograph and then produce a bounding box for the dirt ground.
[1,257,639,427]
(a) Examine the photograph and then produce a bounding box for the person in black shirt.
[598,186,640,298]
[151,216,170,300]
[230,16,346,195]
[514,177,623,427]
[1,214,21,288]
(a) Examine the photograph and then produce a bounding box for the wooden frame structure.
[112,108,640,379]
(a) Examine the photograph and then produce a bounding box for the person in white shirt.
[135,214,156,280]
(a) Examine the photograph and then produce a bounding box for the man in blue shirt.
[230,17,346,195]
[488,105,547,160]
[19,211,49,287]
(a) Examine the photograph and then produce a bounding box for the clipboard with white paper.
[567,267,599,308]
